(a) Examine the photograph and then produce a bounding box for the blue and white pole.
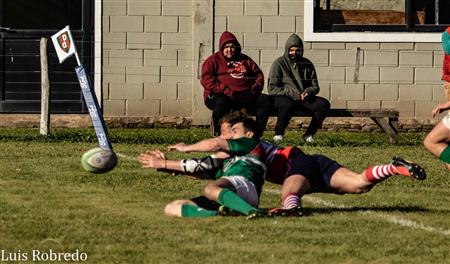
[75,65,113,151]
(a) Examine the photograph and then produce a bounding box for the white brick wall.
[103,0,444,120]
[103,0,192,117]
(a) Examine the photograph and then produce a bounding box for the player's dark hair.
[219,110,248,126]
[229,116,261,139]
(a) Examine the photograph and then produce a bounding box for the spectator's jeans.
[205,93,272,136]
[272,95,330,137]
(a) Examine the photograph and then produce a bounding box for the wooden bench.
[211,108,400,144]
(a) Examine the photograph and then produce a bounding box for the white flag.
[51,26,77,63]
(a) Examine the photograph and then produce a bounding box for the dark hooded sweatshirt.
[201,31,264,103]
[268,34,319,100]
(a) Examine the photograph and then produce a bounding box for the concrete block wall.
[214,0,445,119]
[102,0,446,122]
[103,0,193,117]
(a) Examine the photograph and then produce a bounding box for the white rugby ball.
[81,147,118,173]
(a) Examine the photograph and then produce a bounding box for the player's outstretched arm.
[138,149,224,179]
[138,150,183,171]
[168,137,229,153]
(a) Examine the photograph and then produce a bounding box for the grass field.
[0,129,449,263]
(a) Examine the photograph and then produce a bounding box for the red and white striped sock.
[282,193,300,209]
[365,164,408,182]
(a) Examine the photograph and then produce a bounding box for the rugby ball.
[81,147,118,173]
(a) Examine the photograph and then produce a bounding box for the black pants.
[272,95,330,136]
[205,93,272,136]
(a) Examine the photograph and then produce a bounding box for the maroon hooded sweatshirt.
[200,31,264,103]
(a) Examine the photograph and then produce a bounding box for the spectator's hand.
[138,150,166,169]
[223,87,233,98]
[168,143,190,152]
[300,92,309,101]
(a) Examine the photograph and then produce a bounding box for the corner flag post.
[51,26,113,151]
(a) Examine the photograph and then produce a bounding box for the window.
[314,0,449,32]
[1,0,82,30]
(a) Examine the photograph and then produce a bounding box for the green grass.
[0,129,449,263]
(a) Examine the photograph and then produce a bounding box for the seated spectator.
[201,31,271,136]
[267,33,330,143]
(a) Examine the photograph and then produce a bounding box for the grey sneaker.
[304,135,314,143]
[273,135,283,142]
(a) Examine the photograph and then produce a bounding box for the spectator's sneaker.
[304,135,314,143]
[246,209,271,220]
[391,156,427,180]
[273,135,283,142]
[269,206,304,217]
[217,205,242,216]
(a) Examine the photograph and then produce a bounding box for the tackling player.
[139,116,267,219]
[259,140,426,216]
[140,112,426,217]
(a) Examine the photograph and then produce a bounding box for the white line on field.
[116,152,137,161]
[266,189,450,236]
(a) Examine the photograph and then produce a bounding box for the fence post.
[40,37,50,135]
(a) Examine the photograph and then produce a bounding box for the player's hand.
[138,152,165,169]
[167,143,190,152]
[431,104,443,118]
[146,149,166,160]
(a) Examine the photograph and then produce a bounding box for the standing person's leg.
[273,96,295,138]
[423,119,450,171]
[297,96,330,139]
[205,94,234,136]
[253,94,273,137]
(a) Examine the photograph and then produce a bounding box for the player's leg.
[203,177,259,215]
[330,159,426,195]
[423,120,450,171]
[269,151,315,216]
[164,199,197,217]
[268,174,308,217]
[165,196,221,218]
[329,167,375,194]
[280,174,310,208]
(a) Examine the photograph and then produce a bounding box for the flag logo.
[57,32,71,53]
[51,26,77,63]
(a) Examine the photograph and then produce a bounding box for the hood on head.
[284,33,304,57]
[219,31,241,53]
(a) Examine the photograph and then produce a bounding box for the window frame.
[304,0,445,43]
